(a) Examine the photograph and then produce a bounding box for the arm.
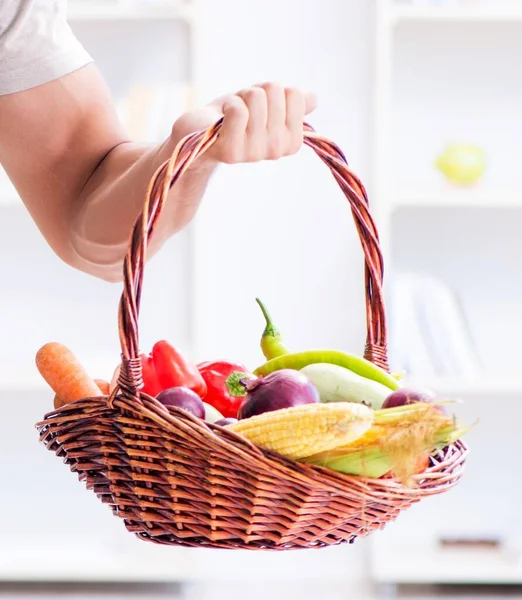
[0,63,317,282]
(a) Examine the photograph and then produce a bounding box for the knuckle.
[226,95,248,117]
[285,86,300,97]
[240,87,265,104]
[263,81,284,95]
[285,86,304,103]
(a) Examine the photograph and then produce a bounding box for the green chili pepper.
[255,297,290,360]
[253,349,401,391]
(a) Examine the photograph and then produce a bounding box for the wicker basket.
[36,120,468,550]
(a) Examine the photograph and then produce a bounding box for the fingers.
[304,91,318,116]
[284,87,306,155]
[236,87,268,160]
[264,84,286,131]
[211,83,317,164]
[262,83,287,158]
[216,96,249,164]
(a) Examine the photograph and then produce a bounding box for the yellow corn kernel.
[340,423,388,449]
[227,402,373,460]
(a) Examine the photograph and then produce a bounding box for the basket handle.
[116,119,389,397]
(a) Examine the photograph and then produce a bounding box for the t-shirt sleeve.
[0,0,93,96]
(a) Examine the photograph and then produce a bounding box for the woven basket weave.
[36,120,468,550]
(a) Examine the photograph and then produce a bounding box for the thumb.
[304,91,318,116]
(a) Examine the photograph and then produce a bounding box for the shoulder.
[0,0,92,96]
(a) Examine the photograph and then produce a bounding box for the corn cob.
[226,402,373,460]
[302,402,466,482]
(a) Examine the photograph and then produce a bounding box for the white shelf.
[0,539,364,584]
[406,376,522,397]
[67,1,194,22]
[392,187,522,210]
[371,540,522,585]
[0,540,193,583]
[371,1,522,587]
[389,3,522,25]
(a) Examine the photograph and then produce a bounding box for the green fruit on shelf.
[435,143,486,185]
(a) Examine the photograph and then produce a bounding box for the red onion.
[382,387,446,413]
[156,387,205,419]
[238,369,319,420]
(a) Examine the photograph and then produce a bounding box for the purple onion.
[238,369,319,420]
[215,417,238,427]
[382,387,446,413]
[156,386,205,419]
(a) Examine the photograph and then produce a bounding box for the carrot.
[36,342,103,404]
[95,379,110,395]
[53,394,65,410]
[52,377,109,410]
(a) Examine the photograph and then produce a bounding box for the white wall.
[182,1,379,594]
[190,0,377,370]
[0,1,380,594]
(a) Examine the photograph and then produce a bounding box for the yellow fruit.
[436,143,486,185]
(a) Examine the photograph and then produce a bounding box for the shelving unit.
[389,2,522,24]
[369,0,522,594]
[394,187,521,209]
[371,539,522,585]
[0,0,203,584]
[410,375,522,398]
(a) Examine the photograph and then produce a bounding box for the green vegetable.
[253,349,400,391]
[304,446,396,479]
[300,363,392,409]
[255,298,290,360]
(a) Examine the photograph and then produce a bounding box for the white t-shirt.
[0,0,92,96]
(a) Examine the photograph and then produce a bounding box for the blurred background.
[0,0,520,598]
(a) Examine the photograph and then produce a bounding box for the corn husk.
[302,402,468,485]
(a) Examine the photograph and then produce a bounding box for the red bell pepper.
[139,352,162,397]
[139,340,207,398]
[196,360,254,418]
[153,340,207,397]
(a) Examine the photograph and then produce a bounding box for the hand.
[172,82,318,165]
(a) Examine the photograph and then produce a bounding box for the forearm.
[70,129,217,282]
[1,68,315,283]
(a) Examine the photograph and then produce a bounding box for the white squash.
[300,363,392,409]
